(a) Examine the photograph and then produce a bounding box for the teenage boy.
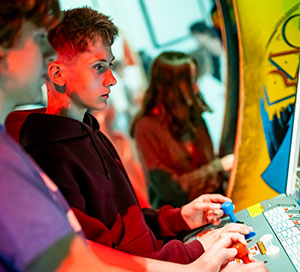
[20,7,253,264]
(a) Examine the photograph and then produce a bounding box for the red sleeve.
[157,206,192,235]
[76,206,204,264]
[143,239,204,264]
[143,206,191,237]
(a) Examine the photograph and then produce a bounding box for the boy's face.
[63,39,117,112]
[1,21,55,106]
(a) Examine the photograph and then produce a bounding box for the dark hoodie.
[19,110,204,264]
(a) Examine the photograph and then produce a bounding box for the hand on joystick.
[222,201,256,240]
[230,242,251,264]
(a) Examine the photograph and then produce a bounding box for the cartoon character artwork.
[229,0,300,211]
[260,6,300,194]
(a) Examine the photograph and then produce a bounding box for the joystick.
[221,201,237,223]
[230,242,251,264]
[222,201,256,240]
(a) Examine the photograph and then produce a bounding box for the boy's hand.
[181,194,232,228]
[197,223,252,251]
[190,233,241,272]
[190,234,268,272]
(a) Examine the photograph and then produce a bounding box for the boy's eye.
[94,64,104,71]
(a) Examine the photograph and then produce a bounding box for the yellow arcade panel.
[229,0,300,211]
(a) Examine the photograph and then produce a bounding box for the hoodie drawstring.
[81,123,110,180]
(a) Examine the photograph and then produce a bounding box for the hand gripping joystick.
[221,201,256,240]
[230,242,251,264]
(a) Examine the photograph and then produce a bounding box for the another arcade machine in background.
[224,0,300,210]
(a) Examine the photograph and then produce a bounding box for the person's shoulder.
[135,115,162,130]
[0,130,32,168]
[0,129,14,148]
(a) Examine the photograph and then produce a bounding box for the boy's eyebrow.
[86,56,115,65]
[94,56,115,63]
[98,56,115,63]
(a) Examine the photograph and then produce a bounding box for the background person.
[131,51,233,209]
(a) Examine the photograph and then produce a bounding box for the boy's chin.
[92,103,108,112]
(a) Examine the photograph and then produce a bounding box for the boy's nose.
[104,69,117,87]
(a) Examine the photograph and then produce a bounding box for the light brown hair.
[48,7,118,60]
[131,51,209,139]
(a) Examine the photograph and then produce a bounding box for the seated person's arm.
[26,230,269,272]
[88,234,268,272]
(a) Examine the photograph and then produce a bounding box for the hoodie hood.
[20,111,111,179]
[20,111,99,148]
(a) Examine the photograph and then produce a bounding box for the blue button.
[245,231,256,240]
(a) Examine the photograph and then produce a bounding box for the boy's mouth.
[100,93,109,99]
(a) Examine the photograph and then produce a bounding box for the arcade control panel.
[186,194,300,271]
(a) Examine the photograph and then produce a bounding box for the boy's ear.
[48,62,65,86]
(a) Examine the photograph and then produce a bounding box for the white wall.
[59,0,214,57]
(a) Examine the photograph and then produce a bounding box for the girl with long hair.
[131,51,233,208]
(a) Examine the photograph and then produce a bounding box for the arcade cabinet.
[187,67,300,271]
